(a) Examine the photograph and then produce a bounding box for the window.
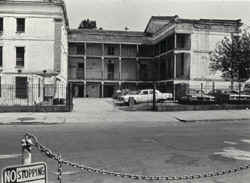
[78,63,84,69]
[16,18,25,32]
[69,43,84,55]
[107,46,115,55]
[0,17,3,32]
[16,77,27,99]
[76,46,84,55]
[0,47,2,67]
[16,47,25,67]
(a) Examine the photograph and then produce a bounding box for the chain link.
[26,133,250,181]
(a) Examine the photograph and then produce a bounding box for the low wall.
[0,105,72,113]
[123,103,250,112]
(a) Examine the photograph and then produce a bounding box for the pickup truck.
[119,89,173,104]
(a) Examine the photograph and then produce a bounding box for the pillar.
[102,56,105,80]
[119,57,122,81]
[102,44,105,80]
[84,56,87,80]
[101,82,104,98]
[119,81,122,90]
[173,54,177,101]
[84,81,87,97]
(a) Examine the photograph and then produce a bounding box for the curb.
[177,118,250,123]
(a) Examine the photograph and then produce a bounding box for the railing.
[0,84,67,106]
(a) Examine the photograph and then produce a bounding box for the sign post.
[2,162,47,183]
[21,135,33,165]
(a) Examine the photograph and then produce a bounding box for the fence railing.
[0,84,67,106]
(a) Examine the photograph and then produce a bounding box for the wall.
[190,30,232,80]
[0,2,68,82]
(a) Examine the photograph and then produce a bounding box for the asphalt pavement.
[0,120,250,183]
[0,98,250,183]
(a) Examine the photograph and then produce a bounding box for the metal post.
[212,81,215,94]
[201,83,203,97]
[239,82,241,102]
[152,81,157,111]
[21,135,33,165]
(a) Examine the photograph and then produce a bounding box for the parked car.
[227,91,250,103]
[119,89,173,104]
[179,89,215,104]
[208,89,230,104]
[208,89,250,104]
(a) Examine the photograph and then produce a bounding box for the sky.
[64,0,250,31]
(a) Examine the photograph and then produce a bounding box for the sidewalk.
[0,98,250,124]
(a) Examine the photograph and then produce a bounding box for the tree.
[78,19,97,29]
[210,30,250,90]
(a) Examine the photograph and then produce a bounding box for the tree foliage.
[210,30,250,83]
[78,19,97,29]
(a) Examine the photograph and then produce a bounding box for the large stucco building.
[68,15,242,98]
[0,0,69,105]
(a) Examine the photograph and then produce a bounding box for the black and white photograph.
[1,0,250,182]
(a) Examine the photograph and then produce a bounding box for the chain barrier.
[26,132,250,181]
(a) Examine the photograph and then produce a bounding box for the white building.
[0,0,69,105]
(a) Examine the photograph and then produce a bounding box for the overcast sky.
[64,0,250,31]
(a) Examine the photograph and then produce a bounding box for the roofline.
[69,28,145,36]
[144,15,178,33]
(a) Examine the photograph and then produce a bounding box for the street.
[0,120,250,183]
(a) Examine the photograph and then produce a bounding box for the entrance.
[104,85,114,98]
[72,83,84,98]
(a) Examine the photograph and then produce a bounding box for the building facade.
[68,16,241,98]
[0,0,69,105]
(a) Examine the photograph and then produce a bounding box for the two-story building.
[0,0,69,106]
[68,15,241,98]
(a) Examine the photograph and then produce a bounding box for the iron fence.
[0,84,67,106]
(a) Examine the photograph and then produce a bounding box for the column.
[84,42,87,80]
[102,44,105,80]
[119,44,122,57]
[119,57,122,81]
[83,81,87,97]
[84,56,87,80]
[102,56,105,80]
[119,44,122,81]
[118,81,122,90]
[173,54,177,101]
[136,44,139,57]
[101,81,104,98]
